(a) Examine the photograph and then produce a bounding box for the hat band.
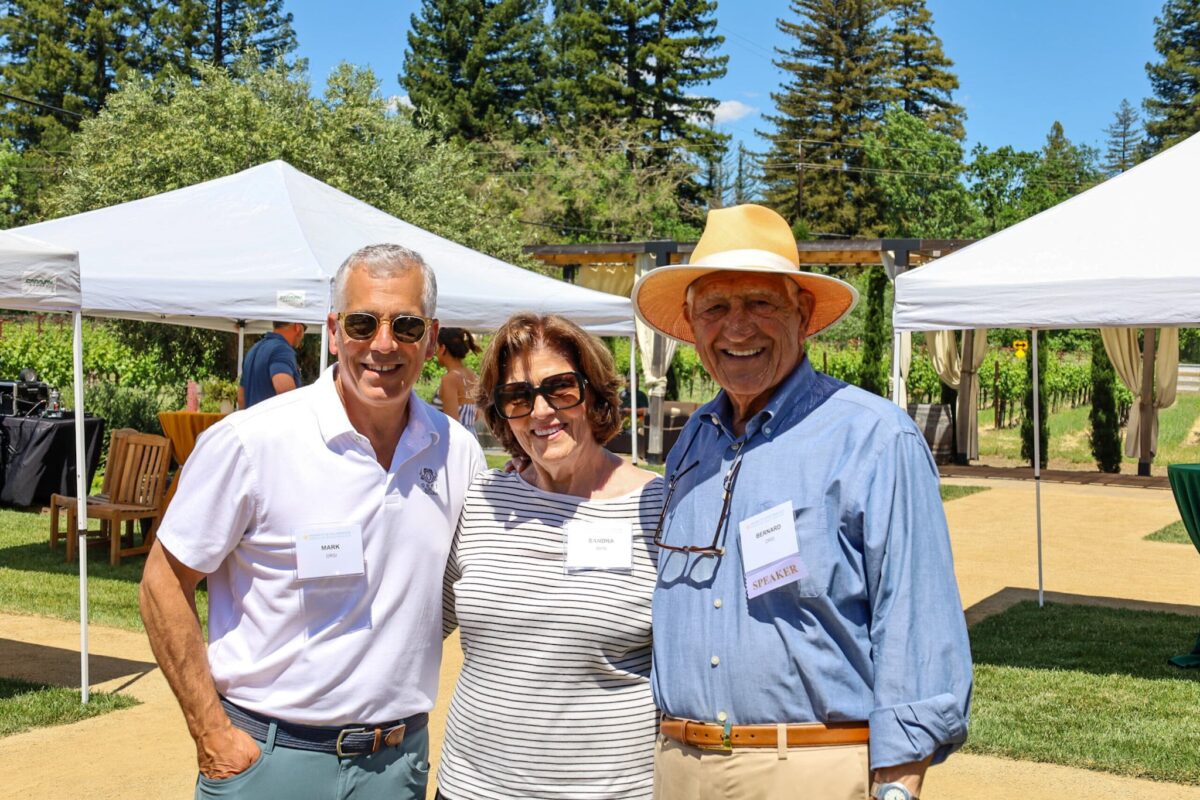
[688,248,797,272]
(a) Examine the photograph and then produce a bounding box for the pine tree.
[1089,331,1122,473]
[145,0,297,76]
[731,144,761,204]
[548,0,728,159]
[0,0,143,151]
[762,0,890,237]
[884,0,965,139]
[1144,0,1200,151]
[1103,99,1143,174]
[401,0,549,141]
[1022,121,1101,217]
[858,267,890,395]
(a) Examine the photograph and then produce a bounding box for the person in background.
[237,321,305,408]
[633,204,972,800]
[140,244,484,800]
[620,377,650,427]
[431,327,481,435]
[436,312,663,800]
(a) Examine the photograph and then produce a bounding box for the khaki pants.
[653,733,870,800]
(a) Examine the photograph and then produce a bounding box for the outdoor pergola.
[526,237,976,463]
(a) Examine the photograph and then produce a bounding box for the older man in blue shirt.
[632,205,972,800]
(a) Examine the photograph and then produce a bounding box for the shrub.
[1089,331,1122,473]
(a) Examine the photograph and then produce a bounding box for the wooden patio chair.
[62,432,173,566]
[49,427,137,551]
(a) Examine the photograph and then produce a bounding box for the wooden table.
[158,411,227,511]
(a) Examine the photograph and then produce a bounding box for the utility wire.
[0,90,84,119]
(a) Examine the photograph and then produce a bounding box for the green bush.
[199,378,238,413]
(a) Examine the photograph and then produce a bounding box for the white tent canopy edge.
[892,130,1200,607]
[0,231,90,700]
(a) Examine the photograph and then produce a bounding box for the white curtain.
[895,331,912,408]
[1100,327,1179,458]
[634,253,679,403]
[925,329,988,459]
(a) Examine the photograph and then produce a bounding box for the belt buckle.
[335,727,367,758]
[693,720,733,752]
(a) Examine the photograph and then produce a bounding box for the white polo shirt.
[156,366,485,726]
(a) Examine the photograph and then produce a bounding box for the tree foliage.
[1089,331,1123,473]
[1144,0,1200,151]
[476,122,700,243]
[1103,98,1144,174]
[884,0,965,139]
[862,106,976,237]
[141,0,297,75]
[763,0,889,236]
[401,0,549,142]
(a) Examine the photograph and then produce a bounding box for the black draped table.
[0,414,104,507]
[1167,464,1200,668]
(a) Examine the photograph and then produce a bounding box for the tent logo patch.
[276,290,306,309]
[22,272,57,296]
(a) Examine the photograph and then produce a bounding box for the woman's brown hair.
[474,313,623,459]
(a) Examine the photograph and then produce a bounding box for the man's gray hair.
[332,244,437,316]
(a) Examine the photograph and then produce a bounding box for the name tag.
[738,501,808,599]
[564,520,633,572]
[295,524,365,580]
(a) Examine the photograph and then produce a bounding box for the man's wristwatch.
[873,782,917,800]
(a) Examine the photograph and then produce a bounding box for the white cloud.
[714,99,756,124]
[386,94,415,113]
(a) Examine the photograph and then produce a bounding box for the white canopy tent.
[16,159,636,358]
[893,130,1200,605]
[0,232,91,701]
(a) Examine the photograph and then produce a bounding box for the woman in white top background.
[437,312,663,800]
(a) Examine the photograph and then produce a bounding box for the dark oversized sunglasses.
[493,371,587,420]
[338,312,432,343]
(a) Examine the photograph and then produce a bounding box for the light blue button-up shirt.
[651,357,972,769]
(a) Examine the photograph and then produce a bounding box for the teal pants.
[194,720,430,800]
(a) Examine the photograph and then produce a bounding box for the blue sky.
[285,0,1162,157]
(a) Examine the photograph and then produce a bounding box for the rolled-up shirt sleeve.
[861,429,973,768]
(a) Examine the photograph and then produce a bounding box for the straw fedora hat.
[632,204,858,344]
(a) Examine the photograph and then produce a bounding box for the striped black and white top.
[438,469,664,800]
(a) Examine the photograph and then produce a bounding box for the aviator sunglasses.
[338,312,433,343]
[493,371,588,420]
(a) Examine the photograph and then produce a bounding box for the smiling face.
[327,265,437,424]
[502,344,597,472]
[684,271,813,422]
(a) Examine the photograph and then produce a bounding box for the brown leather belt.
[660,716,869,750]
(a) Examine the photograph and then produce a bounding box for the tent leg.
[1138,328,1157,477]
[72,311,89,703]
[890,331,902,406]
[1032,328,1044,609]
[630,335,638,466]
[320,284,332,373]
[236,322,245,379]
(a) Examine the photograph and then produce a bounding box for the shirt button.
[713,598,723,609]
[717,711,728,722]
[731,442,741,450]
[710,655,720,667]
[764,426,772,434]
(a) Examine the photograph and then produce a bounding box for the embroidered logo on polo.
[419,467,438,495]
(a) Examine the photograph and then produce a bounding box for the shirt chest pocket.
[742,500,832,600]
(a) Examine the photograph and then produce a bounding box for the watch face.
[882,787,911,800]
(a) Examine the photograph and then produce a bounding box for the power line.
[0,90,85,119]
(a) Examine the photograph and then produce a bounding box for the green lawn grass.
[940,485,989,502]
[1145,519,1195,545]
[967,601,1200,783]
[977,393,1200,467]
[0,677,138,738]
[0,508,206,631]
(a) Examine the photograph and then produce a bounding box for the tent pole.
[1138,328,1157,477]
[320,280,332,373]
[890,331,902,406]
[1032,328,1044,609]
[72,311,89,703]
[630,335,639,466]
[236,322,245,379]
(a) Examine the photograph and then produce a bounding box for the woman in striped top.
[438,313,663,800]
[432,327,481,435]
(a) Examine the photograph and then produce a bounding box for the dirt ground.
[2,476,1200,799]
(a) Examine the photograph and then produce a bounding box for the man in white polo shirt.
[140,243,485,800]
